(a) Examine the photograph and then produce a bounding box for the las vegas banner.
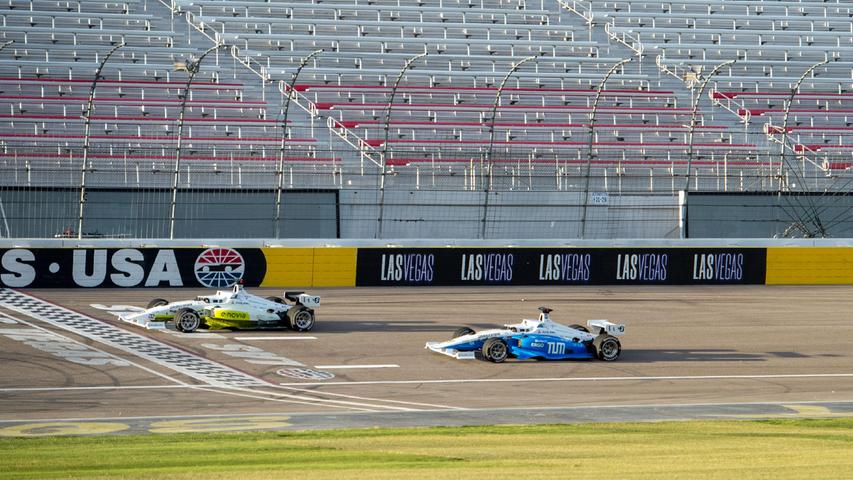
[355,248,767,286]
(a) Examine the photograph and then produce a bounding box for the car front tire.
[175,308,201,333]
[482,338,509,363]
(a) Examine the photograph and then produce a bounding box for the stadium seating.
[0,0,336,190]
[571,0,853,180]
[0,0,847,195]
[173,0,767,188]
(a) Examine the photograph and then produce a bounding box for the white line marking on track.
[165,332,224,338]
[217,386,417,412]
[472,399,853,414]
[314,364,399,369]
[194,386,381,412]
[0,385,190,393]
[235,336,317,340]
[279,372,853,387]
[270,385,465,411]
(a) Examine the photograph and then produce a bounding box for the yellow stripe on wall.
[260,248,356,287]
[312,248,357,287]
[766,247,853,284]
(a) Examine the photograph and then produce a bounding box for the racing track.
[2,285,853,435]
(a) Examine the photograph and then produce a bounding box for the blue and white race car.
[425,307,625,362]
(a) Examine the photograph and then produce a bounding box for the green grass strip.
[3,419,853,479]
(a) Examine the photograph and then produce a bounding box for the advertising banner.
[0,247,266,288]
[355,248,766,286]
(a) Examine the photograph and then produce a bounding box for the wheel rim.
[294,310,313,329]
[489,341,507,361]
[179,312,199,330]
[601,340,618,359]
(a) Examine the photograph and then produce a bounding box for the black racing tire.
[266,296,285,304]
[287,306,315,332]
[594,335,621,361]
[482,338,509,363]
[452,327,475,339]
[147,298,169,309]
[174,308,201,333]
[569,324,590,333]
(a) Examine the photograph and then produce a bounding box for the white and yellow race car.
[121,283,319,333]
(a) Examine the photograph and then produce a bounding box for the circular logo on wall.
[194,248,245,288]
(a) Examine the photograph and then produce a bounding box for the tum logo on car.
[194,248,245,288]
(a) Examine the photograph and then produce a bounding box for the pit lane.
[2,285,853,434]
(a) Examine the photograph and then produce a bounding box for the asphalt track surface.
[2,285,853,436]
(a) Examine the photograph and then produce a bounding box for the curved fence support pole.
[778,58,831,237]
[684,59,736,192]
[169,43,223,239]
[376,51,428,239]
[579,58,631,239]
[274,49,324,239]
[479,54,538,240]
[77,42,125,240]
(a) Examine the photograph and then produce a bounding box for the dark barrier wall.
[356,248,767,286]
[0,248,266,288]
[0,246,767,288]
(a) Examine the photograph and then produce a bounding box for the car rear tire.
[147,298,168,309]
[482,338,509,363]
[594,335,621,361]
[287,307,315,332]
[452,327,475,339]
[175,308,201,333]
[266,296,285,304]
[569,324,589,333]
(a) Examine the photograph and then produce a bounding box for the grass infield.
[3,419,853,479]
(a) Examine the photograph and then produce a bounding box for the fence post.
[579,58,631,239]
[480,54,539,240]
[684,59,736,192]
[775,59,832,237]
[169,44,223,239]
[77,42,125,239]
[376,51,428,239]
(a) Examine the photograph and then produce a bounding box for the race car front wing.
[424,342,477,360]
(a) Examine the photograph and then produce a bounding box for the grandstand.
[1,0,852,239]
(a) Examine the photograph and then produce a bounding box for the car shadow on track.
[317,320,499,333]
[622,349,771,363]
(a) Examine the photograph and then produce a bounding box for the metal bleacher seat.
[0,0,336,187]
[169,0,670,176]
[566,0,853,179]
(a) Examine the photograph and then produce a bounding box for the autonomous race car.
[120,283,320,333]
[425,307,625,362]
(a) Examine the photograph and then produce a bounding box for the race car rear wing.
[587,319,626,337]
[285,291,320,308]
[284,291,304,302]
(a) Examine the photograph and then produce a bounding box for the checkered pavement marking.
[0,289,266,388]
